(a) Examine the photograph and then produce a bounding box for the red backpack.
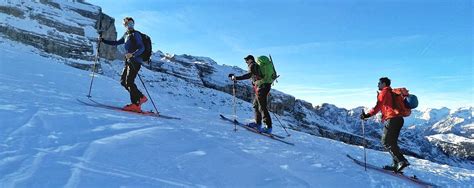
[391,88,412,117]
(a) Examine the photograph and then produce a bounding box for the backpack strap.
[391,89,397,109]
[126,30,144,55]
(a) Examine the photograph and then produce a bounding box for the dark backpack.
[131,30,152,62]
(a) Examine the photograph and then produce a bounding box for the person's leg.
[381,117,407,169]
[392,117,407,162]
[125,62,144,104]
[120,64,129,91]
[119,64,135,105]
[253,96,262,125]
[257,84,272,128]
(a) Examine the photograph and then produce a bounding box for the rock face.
[1,0,472,168]
[0,0,117,62]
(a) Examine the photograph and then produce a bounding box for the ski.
[346,154,438,187]
[220,114,294,146]
[220,114,286,139]
[77,98,180,120]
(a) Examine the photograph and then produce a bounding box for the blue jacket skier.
[99,17,147,112]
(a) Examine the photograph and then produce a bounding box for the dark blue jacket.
[103,30,144,63]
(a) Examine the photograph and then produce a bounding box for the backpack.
[391,88,418,117]
[255,55,278,86]
[130,30,152,62]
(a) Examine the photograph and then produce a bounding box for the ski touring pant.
[121,61,144,105]
[381,116,408,164]
[253,83,272,128]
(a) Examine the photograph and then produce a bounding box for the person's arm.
[102,35,125,46]
[367,89,392,117]
[131,32,145,58]
[235,63,259,80]
[235,72,252,80]
[367,92,383,117]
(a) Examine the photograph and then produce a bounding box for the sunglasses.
[123,20,133,26]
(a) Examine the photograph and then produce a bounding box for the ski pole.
[227,74,238,131]
[232,79,237,131]
[87,10,103,98]
[362,109,367,171]
[268,94,290,136]
[271,111,290,137]
[128,59,160,114]
[87,30,102,98]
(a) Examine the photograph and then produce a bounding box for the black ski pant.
[121,61,144,105]
[381,116,407,165]
[253,83,272,128]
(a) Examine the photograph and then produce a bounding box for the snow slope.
[0,37,472,187]
[1,0,472,169]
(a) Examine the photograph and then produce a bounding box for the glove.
[125,53,133,59]
[360,112,370,120]
[228,74,236,81]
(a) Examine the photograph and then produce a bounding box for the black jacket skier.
[230,55,272,134]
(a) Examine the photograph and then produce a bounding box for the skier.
[229,55,273,134]
[360,77,410,172]
[98,17,147,112]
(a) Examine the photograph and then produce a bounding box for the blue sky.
[88,0,473,110]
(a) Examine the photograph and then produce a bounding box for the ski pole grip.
[228,73,236,81]
[361,109,367,121]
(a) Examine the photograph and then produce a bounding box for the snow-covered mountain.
[0,0,472,187]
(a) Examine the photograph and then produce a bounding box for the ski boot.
[259,126,272,134]
[246,122,262,130]
[139,96,148,105]
[383,165,396,171]
[383,159,398,172]
[123,104,142,113]
[395,160,410,173]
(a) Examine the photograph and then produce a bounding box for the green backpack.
[255,55,278,86]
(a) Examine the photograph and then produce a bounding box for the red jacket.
[367,86,398,122]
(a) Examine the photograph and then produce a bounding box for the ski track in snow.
[64,127,197,188]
